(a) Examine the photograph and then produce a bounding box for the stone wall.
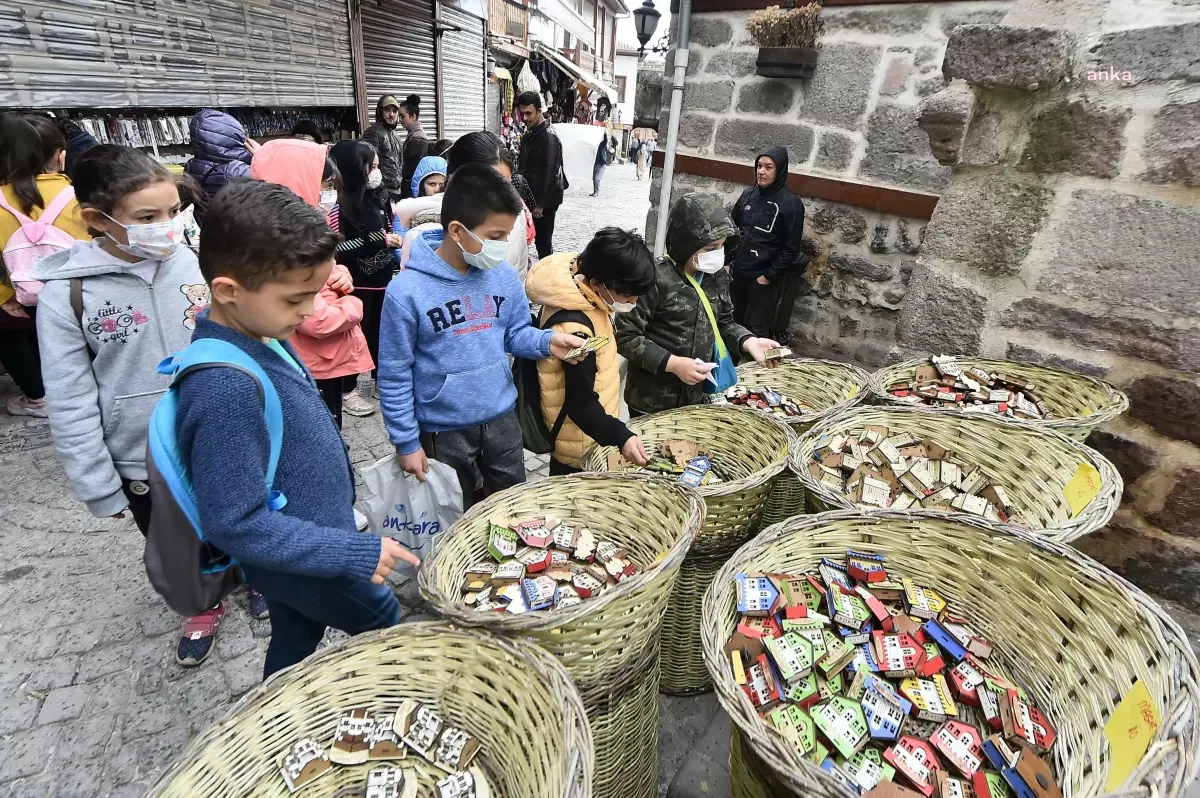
[898,10,1200,609]
[644,1,1009,366]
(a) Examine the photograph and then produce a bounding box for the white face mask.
[105,213,183,260]
[601,285,635,314]
[693,249,726,274]
[318,190,337,210]
[458,227,509,270]
[366,168,383,190]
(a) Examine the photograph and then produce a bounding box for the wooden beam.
[650,150,940,218]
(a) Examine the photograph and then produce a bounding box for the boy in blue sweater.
[177,180,418,678]
[378,163,586,504]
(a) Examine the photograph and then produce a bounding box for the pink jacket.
[251,140,374,379]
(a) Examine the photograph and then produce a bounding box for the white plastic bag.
[357,455,463,579]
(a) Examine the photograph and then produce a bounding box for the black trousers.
[353,288,387,380]
[315,378,345,429]
[533,207,558,259]
[731,273,801,340]
[769,273,802,341]
[0,312,44,400]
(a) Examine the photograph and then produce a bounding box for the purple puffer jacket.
[185,110,252,213]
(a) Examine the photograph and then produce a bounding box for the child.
[377,164,586,505]
[524,227,654,475]
[33,144,228,666]
[410,156,447,199]
[178,179,416,678]
[616,192,779,417]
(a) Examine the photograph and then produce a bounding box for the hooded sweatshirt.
[392,193,532,280]
[32,240,207,516]
[730,146,806,281]
[184,110,253,213]
[251,139,374,380]
[409,156,447,200]
[377,228,552,455]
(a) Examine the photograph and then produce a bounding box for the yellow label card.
[1064,463,1102,517]
[1104,680,1160,791]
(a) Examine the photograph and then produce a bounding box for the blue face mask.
[458,226,509,270]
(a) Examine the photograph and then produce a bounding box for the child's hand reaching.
[397,447,430,481]
[372,537,421,583]
[550,332,589,364]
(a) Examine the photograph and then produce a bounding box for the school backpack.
[0,187,78,306]
[513,309,594,454]
[144,338,286,617]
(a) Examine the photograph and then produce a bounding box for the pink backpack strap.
[36,186,76,226]
[0,191,33,226]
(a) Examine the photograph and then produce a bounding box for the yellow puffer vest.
[525,253,621,467]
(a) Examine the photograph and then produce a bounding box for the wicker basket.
[737,358,872,530]
[151,621,592,798]
[419,473,702,798]
[871,356,1129,442]
[580,405,791,694]
[793,405,1121,543]
[703,510,1200,798]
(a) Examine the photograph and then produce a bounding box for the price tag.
[1063,463,1102,517]
[849,385,859,398]
[1104,680,1159,790]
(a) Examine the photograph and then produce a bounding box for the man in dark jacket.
[515,91,566,258]
[362,95,405,202]
[591,133,616,196]
[729,146,806,342]
[184,109,253,222]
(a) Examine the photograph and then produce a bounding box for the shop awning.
[534,42,618,102]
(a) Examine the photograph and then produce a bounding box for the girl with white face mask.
[614,192,781,417]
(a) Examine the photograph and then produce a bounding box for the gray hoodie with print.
[33,240,209,517]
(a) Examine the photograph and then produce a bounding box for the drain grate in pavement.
[0,422,52,453]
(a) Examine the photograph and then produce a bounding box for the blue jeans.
[242,564,402,678]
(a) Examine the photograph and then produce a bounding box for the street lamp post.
[631,0,665,59]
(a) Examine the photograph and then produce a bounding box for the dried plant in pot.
[748,2,824,79]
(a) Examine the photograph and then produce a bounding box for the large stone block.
[815,131,855,173]
[1040,190,1200,316]
[921,173,1052,277]
[830,253,894,282]
[1142,101,1200,187]
[811,203,867,243]
[665,48,702,78]
[705,51,756,78]
[678,112,715,149]
[800,43,884,128]
[1019,101,1130,178]
[1128,375,1200,447]
[896,263,986,353]
[1150,469,1200,539]
[939,8,1007,35]
[880,58,910,97]
[918,80,975,165]
[943,25,1073,89]
[868,102,933,155]
[682,80,735,113]
[1076,522,1200,608]
[824,6,930,35]
[1004,343,1109,378]
[857,152,952,193]
[736,80,796,115]
[1084,430,1157,487]
[715,118,815,163]
[1084,23,1200,84]
[1000,298,1200,373]
[690,17,733,47]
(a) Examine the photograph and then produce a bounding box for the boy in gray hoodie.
[34,145,231,667]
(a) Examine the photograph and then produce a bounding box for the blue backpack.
[143,339,287,616]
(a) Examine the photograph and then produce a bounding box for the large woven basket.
[419,473,702,798]
[151,621,592,797]
[871,356,1129,441]
[702,510,1200,798]
[793,405,1121,542]
[737,358,872,530]
[580,405,790,694]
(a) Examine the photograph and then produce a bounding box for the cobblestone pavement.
[555,160,654,252]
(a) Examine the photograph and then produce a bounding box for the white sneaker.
[354,508,370,531]
[342,390,376,417]
[6,395,47,418]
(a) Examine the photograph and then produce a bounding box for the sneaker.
[6,395,47,418]
[249,589,270,620]
[176,602,226,667]
[354,507,370,531]
[342,390,376,417]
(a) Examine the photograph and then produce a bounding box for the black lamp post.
[631,0,663,58]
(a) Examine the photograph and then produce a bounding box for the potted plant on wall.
[749,2,824,80]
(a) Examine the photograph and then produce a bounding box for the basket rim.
[700,508,1200,798]
[580,404,792,498]
[788,403,1123,543]
[737,357,873,429]
[868,355,1130,431]
[417,472,704,632]
[148,620,594,797]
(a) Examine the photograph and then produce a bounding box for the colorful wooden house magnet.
[784,622,827,661]
[436,769,482,798]
[738,615,783,640]
[900,675,958,723]
[974,768,1011,798]
[435,726,481,773]
[367,713,407,761]
[902,579,947,620]
[400,704,444,761]
[463,562,497,592]
[842,748,890,792]
[487,522,519,561]
[924,618,969,662]
[874,631,927,678]
[932,720,984,777]
[572,570,604,598]
[847,550,888,583]
[820,559,852,590]
[515,546,553,574]
[573,528,597,562]
[863,686,908,741]
[768,704,816,756]
[936,771,973,798]
[812,696,870,758]
[820,757,858,793]
[1013,748,1061,798]
[784,672,821,708]
[848,642,882,676]
[521,576,557,611]
[737,573,781,616]
[366,766,416,798]
[279,738,332,794]
[831,587,872,630]
[329,708,374,765]
[819,634,856,678]
[765,632,814,684]
[1002,690,1056,753]
[516,516,558,548]
[553,584,582,610]
[491,561,525,585]
[949,660,985,706]
[744,653,783,710]
[856,585,895,631]
[919,642,947,677]
[884,736,943,797]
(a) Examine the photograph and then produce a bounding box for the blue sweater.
[378,228,552,455]
[176,312,381,580]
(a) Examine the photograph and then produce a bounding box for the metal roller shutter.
[439,7,486,141]
[359,0,438,129]
[0,0,354,109]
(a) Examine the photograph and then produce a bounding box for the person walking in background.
[362,95,405,203]
[634,135,647,180]
[515,91,566,259]
[397,95,430,200]
[0,112,91,418]
[591,133,616,197]
[183,109,254,216]
[729,147,806,343]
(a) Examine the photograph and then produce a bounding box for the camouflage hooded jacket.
[616,192,753,415]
